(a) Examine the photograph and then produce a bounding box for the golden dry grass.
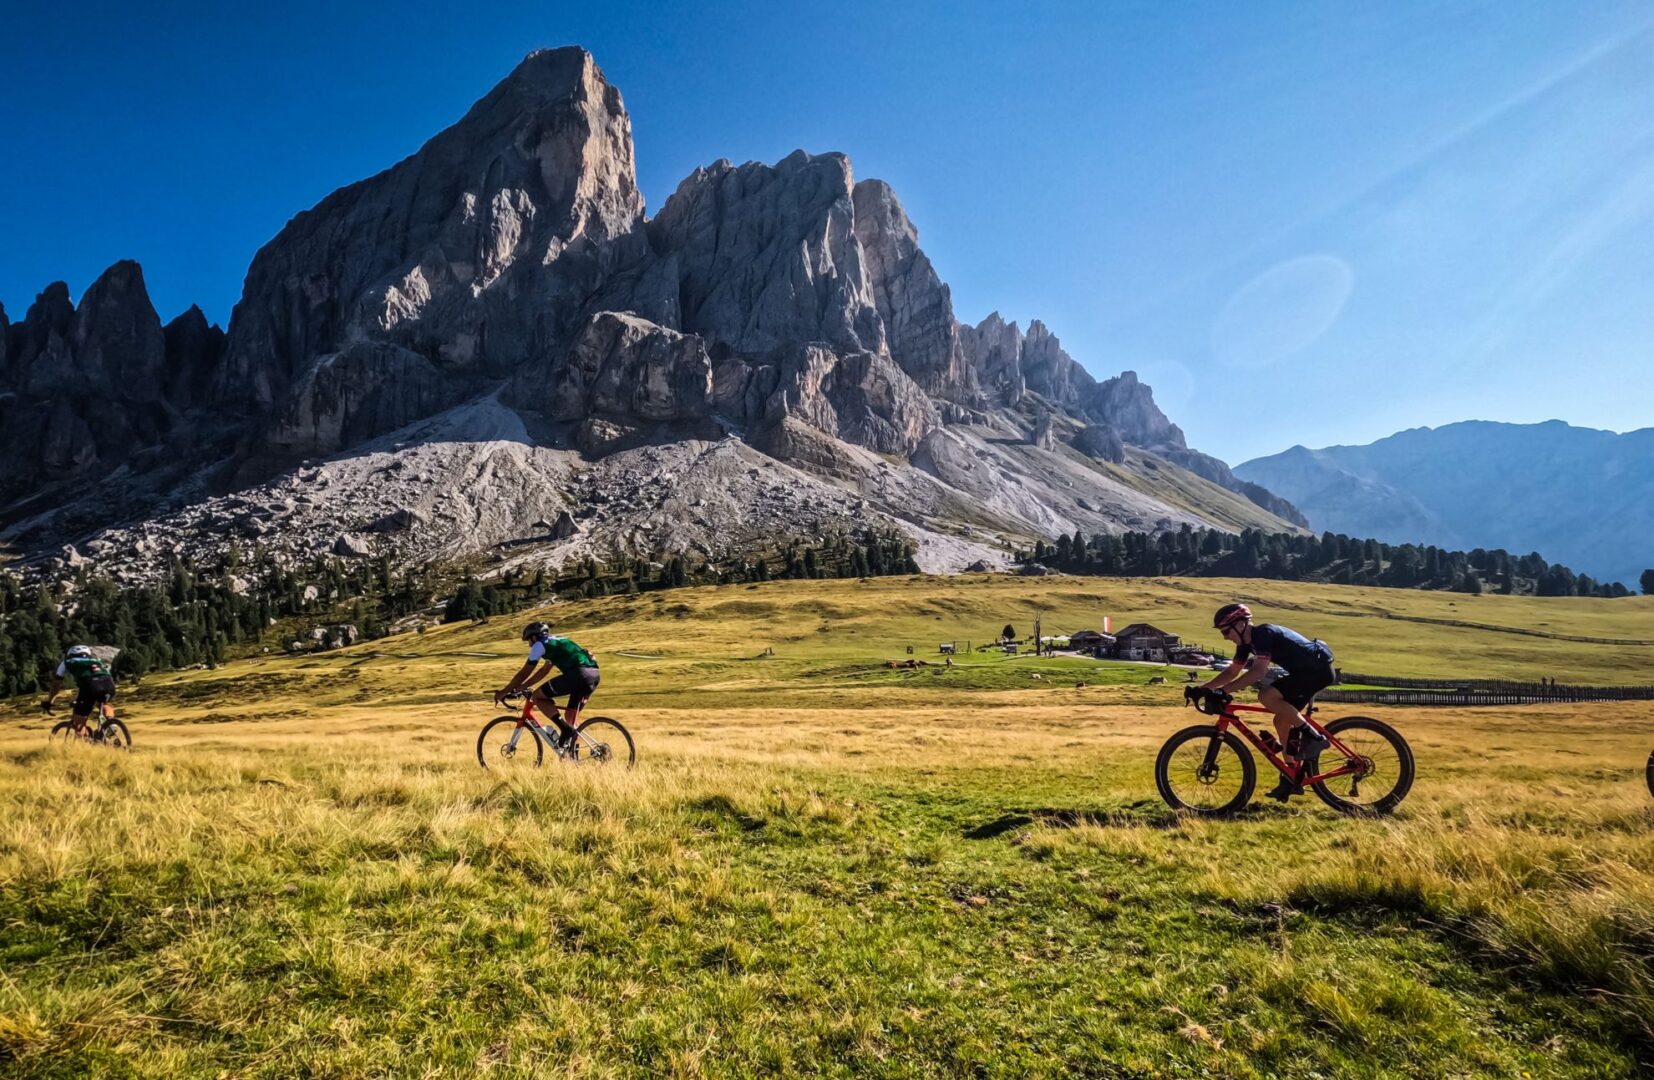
[2,574,1653,1077]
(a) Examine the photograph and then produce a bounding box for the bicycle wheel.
[49,720,81,743]
[573,717,635,769]
[1310,717,1414,816]
[476,716,544,772]
[1156,725,1255,816]
[97,719,133,751]
[1646,749,1654,799]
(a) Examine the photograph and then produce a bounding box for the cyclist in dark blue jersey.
[1199,603,1337,800]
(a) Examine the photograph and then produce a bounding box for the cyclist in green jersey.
[495,621,600,751]
[42,645,118,734]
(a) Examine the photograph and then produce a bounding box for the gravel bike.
[476,691,635,772]
[45,699,132,751]
[1156,688,1412,816]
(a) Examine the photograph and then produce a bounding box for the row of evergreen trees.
[0,530,923,695]
[1021,526,1638,598]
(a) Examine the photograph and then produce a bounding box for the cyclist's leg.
[533,677,577,740]
[67,682,101,736]
[562,667,600,740]
[1257,684,1304,761]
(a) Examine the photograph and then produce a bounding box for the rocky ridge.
[2,47,1301,584]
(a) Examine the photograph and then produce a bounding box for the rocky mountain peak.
[71,260,167,402]
[648,150,885,359]
[1090,369,1184,449]
[851,178,977,404]
[3,48,1307,577]
[214,46,646,413]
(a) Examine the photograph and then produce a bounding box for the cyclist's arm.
[42,672,63,707]
[1201,660,1246,691]
[1224,655,1274,693]
[496,660,539,696]
[524,661,556,688]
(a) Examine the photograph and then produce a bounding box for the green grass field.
[3,576,1653,1077]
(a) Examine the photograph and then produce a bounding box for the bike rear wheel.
[97,719,132,751]
[1310,716,1413,816]
[1156,724,1255,816]
[573,716,635,769]
[49,720,81,743]
[1646,748,1654,799]
[477,716,544,772]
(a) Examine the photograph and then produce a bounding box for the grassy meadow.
[3,575,1654,1077]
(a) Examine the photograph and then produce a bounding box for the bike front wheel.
[1156,724,1255,816]
[1310,717,1414,816]
[573,716,636,769]
[477,716,544,772]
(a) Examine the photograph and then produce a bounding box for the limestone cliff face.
[646,151,885,359]
[163,306,227,409]
[958,312,1098,414]
[519,311,714,423]
[4,48,1306,562]
[851,179,977,403]
[0,264,224,505]
[257,342,472,461]
[215,47,646,413]
[1087,370,1184,449]
[958,313,1026,406]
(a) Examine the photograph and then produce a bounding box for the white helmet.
[66,645,94,659]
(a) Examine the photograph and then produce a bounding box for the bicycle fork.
[1199,727,1227,781]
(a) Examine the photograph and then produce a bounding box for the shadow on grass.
[963,800,1181,838]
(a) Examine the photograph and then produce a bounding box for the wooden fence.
[1320,685,1654,707]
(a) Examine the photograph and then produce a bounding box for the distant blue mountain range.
[1235,420,1654,588]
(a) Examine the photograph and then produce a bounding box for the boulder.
[333,533,373,557]
[1031,413,1057,451]
[1073,424,1126,464]
[369,507,428,532]
[553,511,579,539]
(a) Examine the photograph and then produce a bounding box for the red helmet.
[1213,603,1252,630]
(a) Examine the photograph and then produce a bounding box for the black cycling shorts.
[537,666,600,708]
[73,675,117,716]
[1268,662,1336,710]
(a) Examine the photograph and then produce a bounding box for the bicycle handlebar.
[1184,686,1233,715]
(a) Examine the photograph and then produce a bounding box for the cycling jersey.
[527,635,598,674]
[1234,623,1333,673]
[57,654,112,688]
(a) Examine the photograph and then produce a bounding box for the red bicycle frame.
[1210,701,1365,786]
[514,694,562,730]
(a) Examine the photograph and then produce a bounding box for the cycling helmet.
[66,644,94,659]
[521,621,551,642]
[1213,603,1252,631]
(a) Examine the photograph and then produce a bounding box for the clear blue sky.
[3,1,1650,464]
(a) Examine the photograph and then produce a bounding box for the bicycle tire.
[1156,724,1255,817]
[574,716,636,769]
[1310,716,1414,816]
[1645,748,1653,799]
[48,720,78,743]
[99,719,133,751]
[477,715,544,771]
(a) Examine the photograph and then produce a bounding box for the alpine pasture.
[4,575,1653,1077]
